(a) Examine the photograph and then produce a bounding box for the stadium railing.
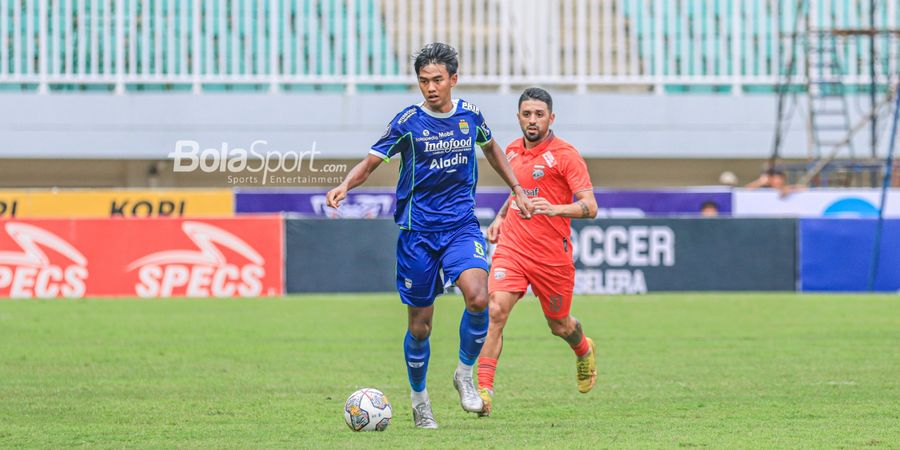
[0,0,897,93]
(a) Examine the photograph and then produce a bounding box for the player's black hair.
[518,87,553,112]
[414,43,459,76]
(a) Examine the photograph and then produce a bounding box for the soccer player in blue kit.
[326,43,533,429]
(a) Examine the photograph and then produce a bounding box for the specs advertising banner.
[0,217,282,298]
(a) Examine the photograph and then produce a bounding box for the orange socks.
[477,357,497,392]
[571,335,591,358]
[478,339,590,392]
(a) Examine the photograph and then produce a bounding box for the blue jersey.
[370,99,492,231]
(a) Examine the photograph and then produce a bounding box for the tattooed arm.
[531,189,598,219]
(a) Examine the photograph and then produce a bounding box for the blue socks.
[404,307,489,393]
[404,330,430,392]
[458,307,489,366]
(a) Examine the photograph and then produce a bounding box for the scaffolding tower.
[771,0,900,187]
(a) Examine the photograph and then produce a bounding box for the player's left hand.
[487,216,503,243]
[531,197,559,217]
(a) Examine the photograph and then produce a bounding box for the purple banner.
[595,189,732,216]
[235,188,732,218]
[235,189,396,218]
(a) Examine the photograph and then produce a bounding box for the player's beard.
[524,128,544,142]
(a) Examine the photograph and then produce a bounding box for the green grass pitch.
[1,293,898,448]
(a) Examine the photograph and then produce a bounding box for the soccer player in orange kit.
[477,87,599,416]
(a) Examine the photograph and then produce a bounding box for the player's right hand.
[325,185,347,209]
[487,216,503,244]
[513,191,534,220]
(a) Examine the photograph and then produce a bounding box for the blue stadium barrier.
[799,219,900,292]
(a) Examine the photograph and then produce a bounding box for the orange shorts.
[488,252,575,320]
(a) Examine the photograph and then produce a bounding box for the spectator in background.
[745,169,805,196]
[745,169,786,189]
[700,201,719,217]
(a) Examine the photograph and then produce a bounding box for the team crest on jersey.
[422,129,430,137]
[404,278,413,289]
[532,165,545,180]
[458,119,469,134]
[493,269,506,280]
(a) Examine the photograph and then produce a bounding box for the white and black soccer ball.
[344,388,392,432]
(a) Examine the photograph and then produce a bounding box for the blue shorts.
[396,218,489,307]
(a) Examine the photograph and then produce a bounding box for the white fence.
[0,0,897,94]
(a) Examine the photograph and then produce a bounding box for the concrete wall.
[0,157,797,188]
[1,91,884,160]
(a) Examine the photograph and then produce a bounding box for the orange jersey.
[495,132,593,266]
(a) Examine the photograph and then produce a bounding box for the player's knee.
[488,304,509,327]
[466,291,489,313]
[547,318,570,337]
[408,322,432,341]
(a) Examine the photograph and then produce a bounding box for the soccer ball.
[344,388,392,432]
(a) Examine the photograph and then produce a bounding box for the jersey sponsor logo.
[127,222,266,297]
[429,153,469,170]
[415,130,453,143]
[480,123,491,138]
[415,134,439,142]
[459,119,470,134]
[460,101,480,114]
[0,223,88,298]
[424,136,473,154]
[532,165,545,180]
[542,151,557,168]
[397,108,417,125]
[509,188,540,211]
[518,187,540,198]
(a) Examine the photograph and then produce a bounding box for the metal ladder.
[805,30,856,162]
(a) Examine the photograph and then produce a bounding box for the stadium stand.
[2,0,896,92]
[0,0,897,187]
